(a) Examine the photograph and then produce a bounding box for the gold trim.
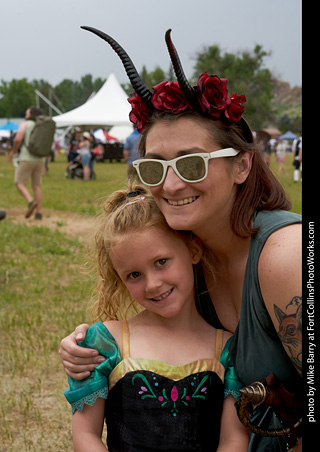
[109,357,225,392]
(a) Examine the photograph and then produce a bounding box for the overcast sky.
[1,0,301,90]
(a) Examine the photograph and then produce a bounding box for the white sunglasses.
[133,148,239,186]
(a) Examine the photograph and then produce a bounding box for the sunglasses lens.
[176,155,206,181]
[138,161,164,185]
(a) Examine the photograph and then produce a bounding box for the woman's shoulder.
[259,221,301,274]
[254,211,301,272]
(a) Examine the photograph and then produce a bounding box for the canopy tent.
[278,130,298,140]
[0,121,19,131]
[108,125,133,143]
[0,130,10,138]
[52,73,131,129]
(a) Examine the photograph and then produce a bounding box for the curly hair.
[88,184,215,323]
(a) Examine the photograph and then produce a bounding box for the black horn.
[165,29,198,109]
[81,26,152,105]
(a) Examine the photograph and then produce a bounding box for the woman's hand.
[59,324,105,380]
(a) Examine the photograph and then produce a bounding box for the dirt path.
[5,208,97,241]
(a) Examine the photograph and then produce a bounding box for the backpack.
[27,115,56,157]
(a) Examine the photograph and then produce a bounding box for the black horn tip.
[81,25,95,32]
[80,26,112,43]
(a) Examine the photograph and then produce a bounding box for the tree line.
[0,44,301,131]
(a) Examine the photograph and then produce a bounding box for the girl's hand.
[59,324,105,380]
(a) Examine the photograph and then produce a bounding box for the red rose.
[128,94,152,133]
[225,92,246,123]
[151,81,192,113]
[197,72,231,118]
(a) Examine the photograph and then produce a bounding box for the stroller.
[65,152,97,180]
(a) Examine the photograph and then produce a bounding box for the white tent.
[108,125,134,143]
[52,73,131,129]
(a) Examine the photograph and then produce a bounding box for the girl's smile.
[110,225,201,319]
[151,287,173,302]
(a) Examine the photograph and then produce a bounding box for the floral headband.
[81,27,246,134]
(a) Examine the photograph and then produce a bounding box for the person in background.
[66,131,81,175]
[275,139,288,175]
[292,132,302,183]
[78,132,92,181]
[123,124,141,182]
[9,106,45,220]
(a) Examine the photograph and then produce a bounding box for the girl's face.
[144,118,244,236]
[110,226,201,319]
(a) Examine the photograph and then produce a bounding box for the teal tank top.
[229,210,302,451]
[229,209,302,390]
[195,210,302,451]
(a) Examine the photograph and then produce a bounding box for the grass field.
[0,152,301,451]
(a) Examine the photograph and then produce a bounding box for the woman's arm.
[259,223,302,375]
[72,397,107,452]
[217,395,248,452]
[59,324,105,380]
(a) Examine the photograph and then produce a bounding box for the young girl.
[64,186,248,452]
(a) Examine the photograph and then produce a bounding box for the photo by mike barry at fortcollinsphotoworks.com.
[306,221,316,422]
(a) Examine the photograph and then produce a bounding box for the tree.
[53,75,105,112]
[0,79,35,117]
[143,66,166,90]
[192,44,274,129]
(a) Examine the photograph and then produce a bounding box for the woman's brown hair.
[139,111,291,238]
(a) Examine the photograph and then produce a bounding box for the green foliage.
[142,66,166,90]
[0,75,105,118]
[0,78,35,117]
[192,44,274,129]
[47,74,105,113]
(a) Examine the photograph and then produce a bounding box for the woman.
[60,28,302,451]
[78,132,92,181]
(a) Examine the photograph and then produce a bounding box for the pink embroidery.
[171,386,178,402]
[133,373,212,417]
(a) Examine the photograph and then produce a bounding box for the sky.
[1,0,301,90]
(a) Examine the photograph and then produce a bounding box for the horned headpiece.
[81,26,248,135]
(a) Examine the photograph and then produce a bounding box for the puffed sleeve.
[64,321,122,414]
[220,337,244,400]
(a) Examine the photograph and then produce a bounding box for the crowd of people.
[258,133,302,180]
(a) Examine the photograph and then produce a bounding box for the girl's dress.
[65,321,243,452]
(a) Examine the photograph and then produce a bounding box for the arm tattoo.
[274,296,302,374]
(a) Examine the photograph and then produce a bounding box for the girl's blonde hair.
[88,185,214,322]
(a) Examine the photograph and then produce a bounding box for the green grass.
[0,220,91,450]
[0,151,301,450]
[0,153,128,214]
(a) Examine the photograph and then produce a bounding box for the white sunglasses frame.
[133,147,240,186]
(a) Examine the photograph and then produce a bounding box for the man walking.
[10,107,45,219]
